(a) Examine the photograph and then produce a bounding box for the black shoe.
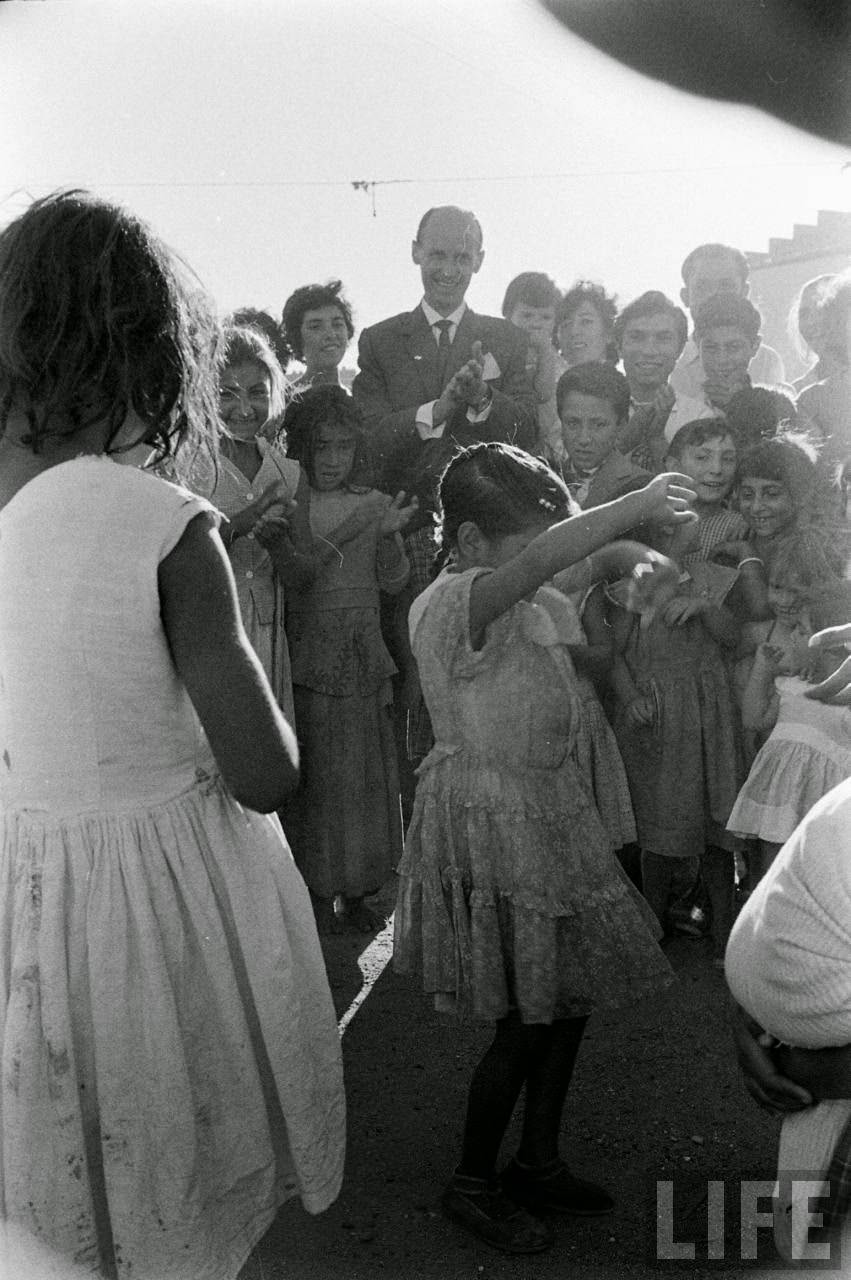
[441,1172,554,1254]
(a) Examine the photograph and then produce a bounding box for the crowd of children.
[0,189,849,1276]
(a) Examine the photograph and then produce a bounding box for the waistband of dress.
[0,767,227,827]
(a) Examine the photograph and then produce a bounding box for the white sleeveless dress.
[0,457,345,1279]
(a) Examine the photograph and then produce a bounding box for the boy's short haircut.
[692,294,762,342]
[556,360,631,423]
[612,290,688,353]
[680,243,749,287]
[501,271,561,319]
[666,417,735,459]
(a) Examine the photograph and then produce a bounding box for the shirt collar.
[421,299,467,330]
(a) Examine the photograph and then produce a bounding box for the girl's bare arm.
[159,513,299,811]
[468,474,696,646]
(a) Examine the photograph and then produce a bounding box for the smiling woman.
[282,279,355,392]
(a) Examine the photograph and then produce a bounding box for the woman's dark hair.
[283,385,369,489]
[0,189,221,471]
[557,280,619,363]
[436,442,574,566]
[281,281,354,363]
[555,360,631,422]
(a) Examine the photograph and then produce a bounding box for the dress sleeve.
[412,567,505,679]
[156,485,221,562]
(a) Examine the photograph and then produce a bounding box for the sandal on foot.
[501,1157,614,1216]
[441,1172,554,1254]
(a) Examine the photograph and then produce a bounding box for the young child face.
[508,302,557,350]
[559,391,620,472]
[736,475,795,539]
[669,433,737,506]
[312,424,358,491]
[767,572,808,627]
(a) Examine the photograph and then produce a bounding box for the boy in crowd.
[613,289,714,468]
[693,294,764,412]
[556,362,649,507]
[672,243,787,399]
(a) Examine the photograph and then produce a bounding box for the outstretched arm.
[468,473,696,646]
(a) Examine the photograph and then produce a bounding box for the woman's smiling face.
[218,361,271,440]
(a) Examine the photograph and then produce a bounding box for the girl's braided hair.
[435,441,574,569]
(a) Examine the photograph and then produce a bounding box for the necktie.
[434,319,453,396]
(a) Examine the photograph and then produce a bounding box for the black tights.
[457,1013,588,1179]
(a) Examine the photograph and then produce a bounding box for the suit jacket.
[352,306,537,518]
[563,449,650,510]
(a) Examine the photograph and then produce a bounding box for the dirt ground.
[238,892,825,1280]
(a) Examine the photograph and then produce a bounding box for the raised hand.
[379,491,419,534]
[635,472,698,527]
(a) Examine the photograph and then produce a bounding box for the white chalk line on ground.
[337,914,395,1036]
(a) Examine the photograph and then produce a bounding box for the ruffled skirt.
[393,748,673,1023]
[0,777,345,1279]
[728,733,851,844]
[573,693,636,850]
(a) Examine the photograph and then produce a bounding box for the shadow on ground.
[240,911,801,1280]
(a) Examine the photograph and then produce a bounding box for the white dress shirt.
[415,300,493,440]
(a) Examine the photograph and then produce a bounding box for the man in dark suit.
[353,206,537,794]
[352,205,537,519]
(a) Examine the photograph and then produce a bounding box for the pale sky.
[1,0,849,347]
